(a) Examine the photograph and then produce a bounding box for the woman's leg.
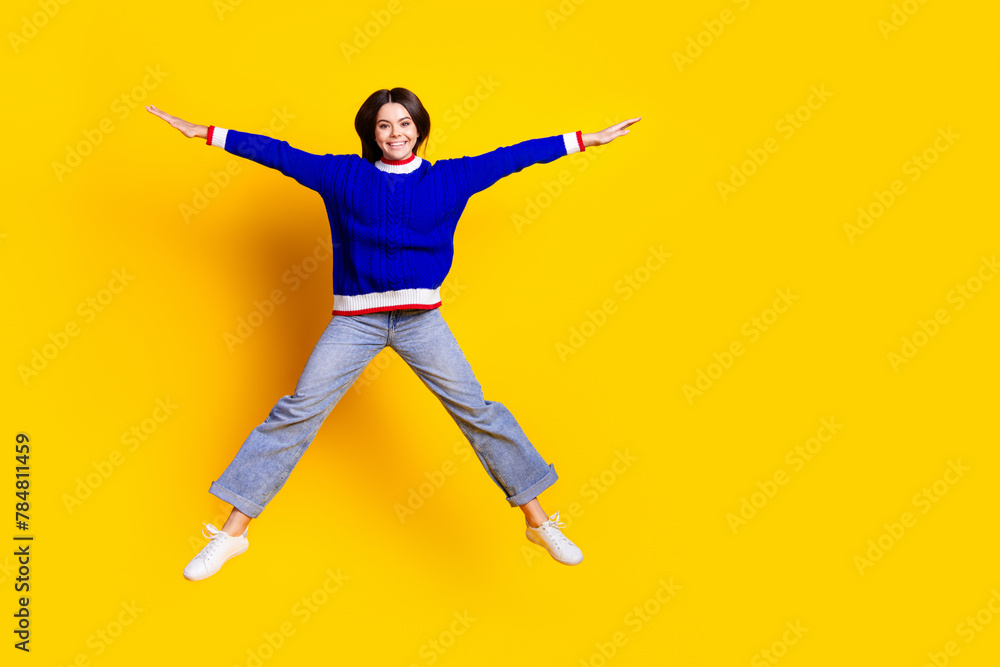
[519,497,551,528]
[208,313,389,521]
[220,507,252,536]
[388,308,559,507]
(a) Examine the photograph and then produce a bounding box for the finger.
[610,118,639,132]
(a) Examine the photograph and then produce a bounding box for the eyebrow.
[377,117,411,124]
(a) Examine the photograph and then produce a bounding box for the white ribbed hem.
[562,131,582,155]
[333,287,441,315]
[211,127,229,149]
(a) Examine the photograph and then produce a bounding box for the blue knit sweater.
[206,125,586,315]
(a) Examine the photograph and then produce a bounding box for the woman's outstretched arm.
[454,117,641,198]
[145,105,331,193]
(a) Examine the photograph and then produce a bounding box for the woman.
[146,88,639,580]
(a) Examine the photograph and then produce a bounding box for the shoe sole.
[183,542,249,581]
[525,531,583,566]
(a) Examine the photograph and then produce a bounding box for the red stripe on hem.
[331,302,442,316]
[575,130,585,152]
[206,125,215,146]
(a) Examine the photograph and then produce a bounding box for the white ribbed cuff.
[332,287,442,315]
[562,131,584,155]
[210,127,229,149]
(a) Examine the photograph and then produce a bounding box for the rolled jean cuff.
[209,481,265,519]
[506,464,558,507]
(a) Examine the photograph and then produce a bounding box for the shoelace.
[199,523,233,559]
[535,512,574,552]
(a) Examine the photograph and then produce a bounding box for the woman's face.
[375,102,418,161]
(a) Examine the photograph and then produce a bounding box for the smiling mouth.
[387,141,407,148]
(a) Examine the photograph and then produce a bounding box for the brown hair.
[354,87,431,163]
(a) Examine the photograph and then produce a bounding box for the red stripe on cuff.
[575,130,585,152]
[206,125,215,146]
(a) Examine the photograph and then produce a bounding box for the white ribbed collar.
[375,154,423,174]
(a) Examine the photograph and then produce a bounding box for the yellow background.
[3,0,999,664]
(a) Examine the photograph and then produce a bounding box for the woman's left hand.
[583,117,641,148]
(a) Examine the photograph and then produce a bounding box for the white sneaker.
[183,522,249,581]
[525,511,583,565]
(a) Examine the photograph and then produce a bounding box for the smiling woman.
[357,88,430,163]
[144,89,641,580]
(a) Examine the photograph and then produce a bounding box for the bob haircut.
[354,87,431,163]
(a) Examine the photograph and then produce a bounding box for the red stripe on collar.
[380,153,417,165]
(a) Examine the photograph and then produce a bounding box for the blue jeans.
[208,307,558,518]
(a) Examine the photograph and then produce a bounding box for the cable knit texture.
[207,127,585,315]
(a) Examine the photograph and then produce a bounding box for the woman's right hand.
[145,104,208,140]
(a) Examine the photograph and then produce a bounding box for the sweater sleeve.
[206,125,331,193]
[455,131,585,199]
